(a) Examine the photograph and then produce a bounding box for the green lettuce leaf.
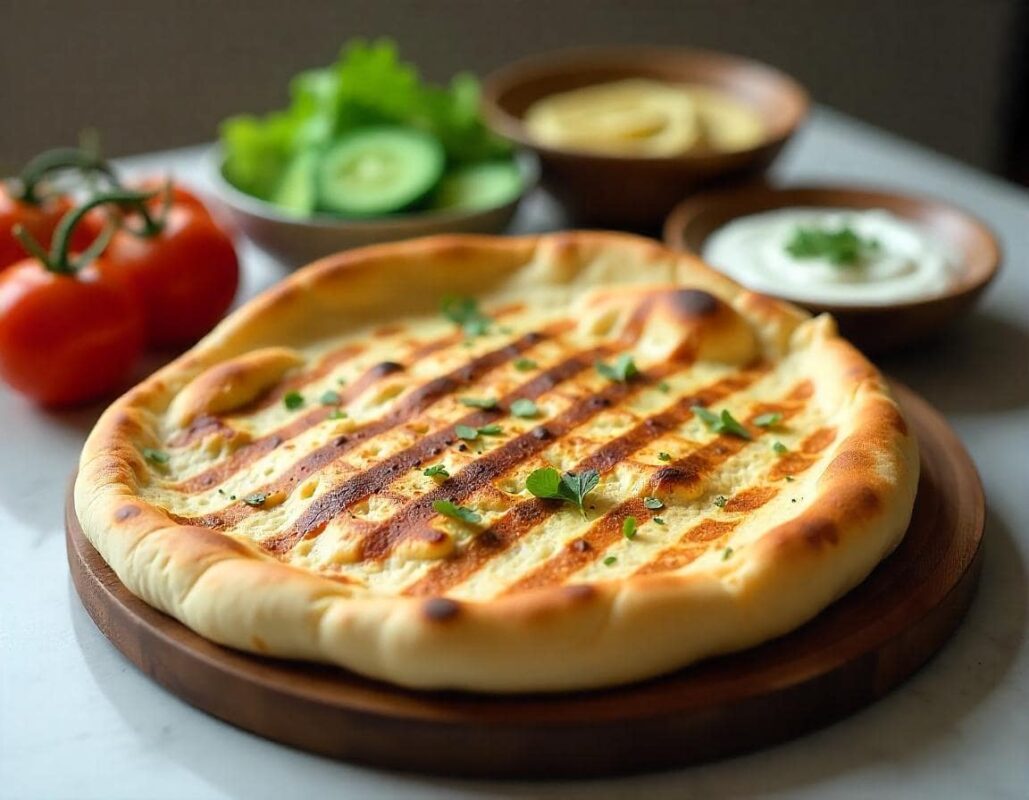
[219,38,511,201]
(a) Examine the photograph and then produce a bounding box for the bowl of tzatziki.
[664,185,1000,352]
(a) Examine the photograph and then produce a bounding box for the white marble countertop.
[1,107,1027,799]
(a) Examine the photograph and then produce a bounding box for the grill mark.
[169,414,235,448]
[249,343,604,551]
[173,359,406,493]
[769,426,838,481]
[635,423,837,578]
[168,343,370,450]
[403,369,766,597]
[249,343,366,413]
[271,348,642,557]
[183,329,564,529]
[724,485,778,513]
[633,521,740,576]
[495,385,811,593]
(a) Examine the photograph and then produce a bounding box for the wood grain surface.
[66,382,985,779]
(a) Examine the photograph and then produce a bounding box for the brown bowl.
[481,46,808,227]
[664,184,1001,353]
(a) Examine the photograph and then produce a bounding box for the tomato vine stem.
[16,147,117,205]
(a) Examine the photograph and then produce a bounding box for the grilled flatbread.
[75,232,918,692]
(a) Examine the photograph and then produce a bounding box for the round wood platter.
[66,383,985,779]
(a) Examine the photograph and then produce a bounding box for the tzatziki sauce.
[702,207,957,306]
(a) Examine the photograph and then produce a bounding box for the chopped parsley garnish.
[622,516,638,540]
[754,411,783,428]
[525,467,600,518]
[455,423,502,440]
[441,295,491,337]
[460,396,497,409]
[604,556,617,566]
[142,447,169,465]
[658,381,671,393]
[773,441,789,455]
[243,492,268,507]
[596,353,638,383]
[513,358,538,372]
[643,496,664,510]
[423,464,449,479]
[320,389,342,406]
[722,546,734,561]
[336,377,347,385]
[785,475,795,482]
[328,409,348,420]
[455,424,479,440]
[283,391,304,410]
[713,495,729,509]
[653,517,666,526]
[785,225,881,266]
[432,499,481,524]
[658,451,672,462]
[692,406,751,440]
[510,398,539,418]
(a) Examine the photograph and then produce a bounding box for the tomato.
[98,204,239,348]
[134,178,212,219]
[0,187,101,270]
[0,260,144,407]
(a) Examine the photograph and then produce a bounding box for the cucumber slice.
[432,161,523,211]
[271,149,319,215]
[317,127,444,216]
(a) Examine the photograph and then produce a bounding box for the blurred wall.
[1,0,1022,176]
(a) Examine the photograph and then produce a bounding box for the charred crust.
[651,464,701,490]
[562,583,595,601]
[114,505,141,522]
[415,528,449,545]
[371,360,405,377]
[670,289,719,317]
[423,596,461,622]
[797,517,840,548]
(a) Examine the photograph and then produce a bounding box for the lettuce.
[219,39,511,200]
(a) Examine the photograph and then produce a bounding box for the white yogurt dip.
[702,207,957,306]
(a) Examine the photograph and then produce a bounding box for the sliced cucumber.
[317,127,444,216]
[432,161,523,212]
[271,148,320,215]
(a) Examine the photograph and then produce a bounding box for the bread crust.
[75,231,918,692]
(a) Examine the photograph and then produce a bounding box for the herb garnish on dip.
[702,208,957,306]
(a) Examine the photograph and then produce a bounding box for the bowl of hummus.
[482,47,808,226]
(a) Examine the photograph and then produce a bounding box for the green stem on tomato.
[17,147,119,205]
[118,179,173,238]
[46,189,158,273]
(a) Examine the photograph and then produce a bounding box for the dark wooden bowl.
[664,184,1001,353]
[481,46,809,227]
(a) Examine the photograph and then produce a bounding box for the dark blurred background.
[3,0,1027,183]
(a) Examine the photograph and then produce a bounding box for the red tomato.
[98,205,239,348]
[0,260,144,407]
[0,187,101,270]
[134,178,212,219]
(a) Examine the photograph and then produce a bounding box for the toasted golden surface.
[75,232,918,692]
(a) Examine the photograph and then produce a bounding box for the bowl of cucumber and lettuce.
[213,39,536,264]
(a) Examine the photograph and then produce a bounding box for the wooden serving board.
[66,383,985,779]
